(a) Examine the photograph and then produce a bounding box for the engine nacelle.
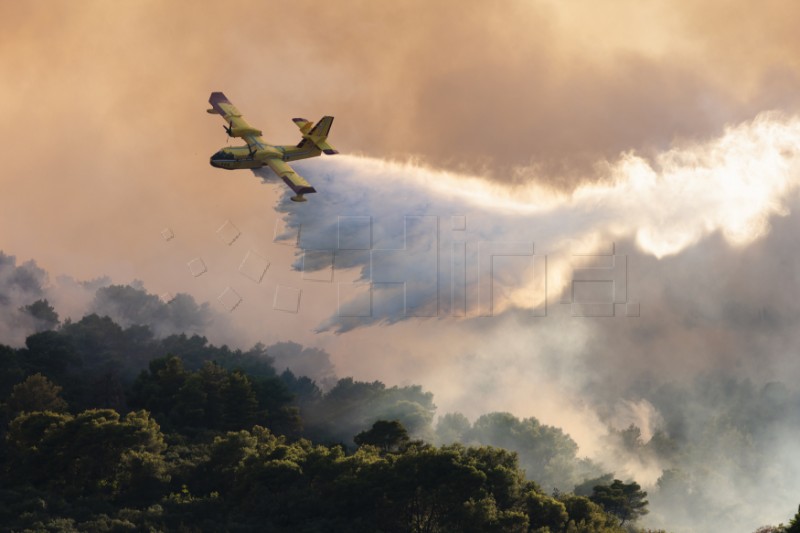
[228,125,263,137]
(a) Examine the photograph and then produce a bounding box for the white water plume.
[278,111,800,330]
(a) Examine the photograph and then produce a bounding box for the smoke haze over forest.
[4,1,800,531]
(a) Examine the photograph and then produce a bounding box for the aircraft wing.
[266,159,317,195]
[207,92,263,140]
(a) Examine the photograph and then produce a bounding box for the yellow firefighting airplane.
[207,92,338,202]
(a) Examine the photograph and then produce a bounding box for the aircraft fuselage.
[210,146,265,170]
[210,140,322,170]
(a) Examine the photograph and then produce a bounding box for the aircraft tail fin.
[295,116,338,155]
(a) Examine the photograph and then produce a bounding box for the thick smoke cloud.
[265,341,337,386]
[5,1,800,285]
[283,113,800,334]
[261,113,800,531]
[0,252,49,345]
[91,284,211,338]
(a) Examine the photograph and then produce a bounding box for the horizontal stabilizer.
[318,141,338,155]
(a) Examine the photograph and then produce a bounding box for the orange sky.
[2,0,800,388]
[3,0,800,282]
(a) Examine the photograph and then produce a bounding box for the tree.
[377,445,511,532]
[574,473,614,497]
[304,378,436,445]
[6,409,167,498]
[6,373,68,415]
[198,361,228,429]
[174,373,207,427]
[435,412,471,443]
[23,330,80,380]
[20,299,59,332]
[524,490,568,531]
[130,356,188,420]
[469,412,581,490]
[0,344,24,399]
[787,503,800,533]
[267,341,336,384]
[91,284,210,337]
[354,420,410,452]
[222,371,259,430]
[559,494,624,532]
[590,479,649,525]
[618,424,644,452]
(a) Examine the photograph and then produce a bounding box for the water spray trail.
[282,112,800,327]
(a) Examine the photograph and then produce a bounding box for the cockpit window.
[212,150,235,161]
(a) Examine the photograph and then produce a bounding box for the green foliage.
[6,409,167,500]
[525,489,569,531]
[574,473,615,497]
[302,376,436,445]
[436,411,472,443]
[130,357,294,435]
[354,419,410,452]
[560,493,625,532]
[23,329,81,382]
[6,373,68,416]
[0,405,631,531]
[589,479,649,525]
[468,411,586,490]
[0,343,24,400]
[0,313,645,532]
[787,503,800,533]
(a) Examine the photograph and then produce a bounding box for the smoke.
[5,2,800,530]
[265,341,337,386]
[283,112,800,333]
[5,110,800,530]
[0,252,48,345]
[6,1,800,288]
[4,108,800,530]
[255,111,800,531]
[91,283,212,338]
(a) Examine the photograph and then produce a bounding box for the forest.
[0,300,659,532]
[1,252,799,532]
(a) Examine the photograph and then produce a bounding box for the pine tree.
[787,504,800,533]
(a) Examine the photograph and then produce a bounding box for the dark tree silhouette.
[354,420,410,452]
[6,373,68,415]
[590,479,649,525]
[787,503,800,533]
[20,299,59,332]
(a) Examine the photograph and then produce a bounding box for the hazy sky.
[3,3,800,529]
[4,0,800,276]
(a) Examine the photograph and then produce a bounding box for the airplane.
[206,91,338,202]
